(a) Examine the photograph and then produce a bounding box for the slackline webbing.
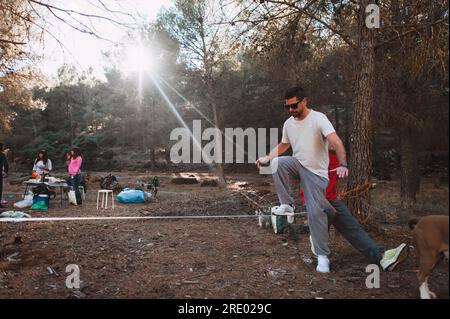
[0,212,308,223]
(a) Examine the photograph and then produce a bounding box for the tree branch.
[0,39,27,45]
[27,0,134,29]
[375,18,448,50]
[266,0,356,48]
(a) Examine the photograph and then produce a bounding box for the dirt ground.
[0,170,448,299]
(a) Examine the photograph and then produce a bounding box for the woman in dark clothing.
[66,147,83,204]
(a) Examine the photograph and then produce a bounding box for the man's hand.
[256,156,270,168]
[335,166,349,178]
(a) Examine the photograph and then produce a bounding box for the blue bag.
[116,188,145,203]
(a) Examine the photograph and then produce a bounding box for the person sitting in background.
[300,150,409,271]
[66,147,83,204]
[0,143,9,209]
[32,150,52,179]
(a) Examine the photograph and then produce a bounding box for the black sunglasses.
[284,101,302,110]
[284,98,304,110]
[285,102,298,110]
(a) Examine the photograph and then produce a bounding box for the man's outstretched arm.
[256,143,291,168]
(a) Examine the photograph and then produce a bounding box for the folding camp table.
[23,180,68,208]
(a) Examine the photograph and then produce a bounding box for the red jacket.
[300,151,339,204]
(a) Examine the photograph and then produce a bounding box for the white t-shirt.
[33,159,53,175]
[281,110,335,179]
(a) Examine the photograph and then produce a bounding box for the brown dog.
[409,215,449,299]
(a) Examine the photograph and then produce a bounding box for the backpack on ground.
[100,174,123,193]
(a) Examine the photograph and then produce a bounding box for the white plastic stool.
[97,190,114,209]
[79,186,86,201]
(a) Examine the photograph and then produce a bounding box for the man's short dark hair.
[285,86,307,100]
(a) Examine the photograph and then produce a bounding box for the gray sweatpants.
[272,156,336,256]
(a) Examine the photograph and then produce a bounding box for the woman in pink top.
[66,147,83,204]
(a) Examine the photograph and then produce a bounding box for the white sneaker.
[380,243,409,271]
[309,235,317,256]
[272,204,294,216]
[316,255,330,273]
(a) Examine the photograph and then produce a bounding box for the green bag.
[270,206,295,234]
[31,201,48,210]
[270,214,288,234]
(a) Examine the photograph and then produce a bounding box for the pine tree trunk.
[165,147,171,165]
[344,104,350,152]
[347,0,376,219]
[150,148,156,171]
[211,100,227,186]
[206,77,226,186]
[400,126,419,209]
[30,112,38,139]
[334,104,340,133]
